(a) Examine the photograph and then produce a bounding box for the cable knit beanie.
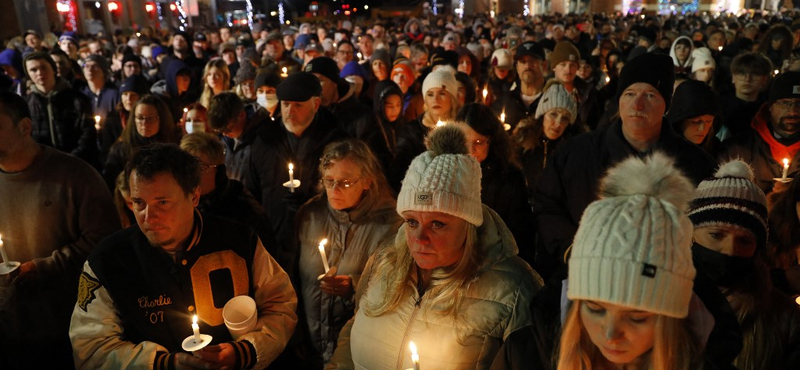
[568,152,697,318]
[534,80,578,123]
[422,66,458,99]
[688,160,768,249]
[397,125,483,226]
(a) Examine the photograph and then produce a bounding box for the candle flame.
[409,341,418,355]
[500,112,506,123]
[288,163,294,170]
[482,88,488,98]
[319,238,328,249]
[94,115,101,122]
[436,120,446,127]
[605,76,610,83]
[775,69,780,75]
[784,158,790,166]
[504,123,511,131]
[192,315,198,324]
[718,46,723,51]
[183,107,188,113]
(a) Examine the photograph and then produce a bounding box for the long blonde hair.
[363,222,481,318]
[199,58,230,107]
[556,300,699,370]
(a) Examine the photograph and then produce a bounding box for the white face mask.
[185,119,205,134]
[257,92,278,111]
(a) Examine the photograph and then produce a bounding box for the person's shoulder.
[44,147,103,177]
[89,227,138,261]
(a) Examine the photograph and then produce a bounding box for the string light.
[57,0,77,31]
[278,2,285,25]
[455,0,464,18]
[523,4,530,16]
[245,0,253,30]
[432,0,438,15]
[176,0,188,31]
[156,2,163,24]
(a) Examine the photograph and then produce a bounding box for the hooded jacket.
[669,36,695,75]
[296,190,402,363]
[150,59,199,121]
[26,78,98,165]
[326,206,542,370]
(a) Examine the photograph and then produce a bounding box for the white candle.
[409,341,420,370]
[288,163,295,193]
[281,67,288,78]
[318,239,330,273]
[782,158,790,180]
[94,115,101,131]
[0,234,7,266]
[192,315,201,342]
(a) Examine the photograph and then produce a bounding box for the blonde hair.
[422,90,462,128]
[180,132,225,164]
[556,300,699,370]
[199,58,231,107]
[363,223,481,318]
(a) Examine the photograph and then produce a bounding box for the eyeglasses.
[774,99,800,110]
[135,115,159,123]
[199,163,218,172]
[321,178,360,189]
[337,50,353,55]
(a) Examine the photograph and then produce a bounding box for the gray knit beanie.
[568,152,697,318]
[534,81,578,124]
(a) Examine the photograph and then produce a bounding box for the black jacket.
[533,119,716,276]
[491,79,541,131]
[26,78,98,165]
[222,103,270,185]
[390,117,431,192]
[480,162,536,265]
[330,94,392,172]
[246,108,348,276]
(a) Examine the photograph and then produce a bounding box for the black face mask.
[692,242,755,287]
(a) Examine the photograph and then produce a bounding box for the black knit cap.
[667,80,720,126]
[303,57,340,83]
[430,49,458,69]
[121,53,141,67]
[768,71,800,104]
[617,52,675,109]
[255,68,281,89]
[119,75,149,95]
[277,72,321,101]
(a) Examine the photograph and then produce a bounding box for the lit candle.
[288,163,295,193]
[318,238,330,273]
[192,315,201,343]
[605,76,610,83]
[436,120,446,127]
[782,158,790,180]
[717,46,723,51]
[775,69,780,76]
[94,115,101,131]
[409,341,420,370]
[281,67,288,78]
[357,52,363,61]
[482,87,488,101]
[0,234,7,266]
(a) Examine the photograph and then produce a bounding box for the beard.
[777,116,800,136]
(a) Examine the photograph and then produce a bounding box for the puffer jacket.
[26,78,97,165]
[296,190,402,362]
[326,205,543,370]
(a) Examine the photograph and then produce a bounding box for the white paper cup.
[223,295,258,340]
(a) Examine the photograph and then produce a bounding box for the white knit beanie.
[568,152,697,318]
[691,47,716,73]
[534,81,578,124]
[397,125,483,226]
[422,66,459,100]
[490,48,513,69]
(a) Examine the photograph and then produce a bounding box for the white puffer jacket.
[326,205,542,370]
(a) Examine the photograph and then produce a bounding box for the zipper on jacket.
[542,139,548,169]
[396,284,425,370]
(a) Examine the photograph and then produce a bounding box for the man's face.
[172,35,188,52]
[266,40,283,59]
[89,42,103,55]
[314,73,338,107]
[732,72,769,96]
[552,27,565,40]
[619,82,666,135]
[221,50,236,65]
[82,60,105,83]
[281,98,320,134]
[553,60,578,84]
[25,59,56,92]
[770,98,800,137]
[516,56,543,85]
[50,54,71,77]
[25,34,41,49]
[336,44,354,67]
[220,28,231,42]
[220,111,246,139]
[708,32,725,50]
[59,40,77,56]
[0,109,27,161]
[359,37,374,55]
[123,61,141,78]
[129,171,199,253]
[412,52,428,73]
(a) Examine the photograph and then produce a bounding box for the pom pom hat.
[688,160,768,249]
[568,152,697,318]
[397,125,483,226]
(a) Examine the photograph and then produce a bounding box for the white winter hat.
[534,81,578,124]
[490,48,513,70]
[691,47,716,73]
[397,125,483,226]
[568,152,697,318]
[422,66,458,99]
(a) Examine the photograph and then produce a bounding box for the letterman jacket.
[69,212,298,370]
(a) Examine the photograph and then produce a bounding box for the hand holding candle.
[409,341,420,370]
[182,314,212,351]
[318,238,330,273]
[288,163,296,193]
[436,120,446,128]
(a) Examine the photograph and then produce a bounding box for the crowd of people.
[2,7,800,370]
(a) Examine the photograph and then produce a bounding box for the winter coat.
[79,82,120,120]
[150,59,200,122]
[326,205,543,370]
[480,161,536,265]
[222,103,271,185]
[98,108,126,163]
[719,105,800,194]
[390,117,431,192]
[491,80,541,131]
[533,119,716,278]
[296,191,402,363]
[330,92,392,173]
[26,78,98,165]
[718,91,766,139]
[246,109,348,277]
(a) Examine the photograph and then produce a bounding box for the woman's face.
[134,104,160,138]
[121,91,140,112]
[494,67,509,80]
[402,210,468,270]
[185,109,207,134]
[463,125,490,163]
[580,301,656,366]
[322,157,370,211]
[693,225,758,258]
[693,68,714,83]
[681,114,714,145]
[456,81,467,106]
[206,66,225,92]
[543,108,571,140]
[458,55,473,75]
[424,87,452,119]
[372,60,388,81]
[674,43,690,62]
[383,94,403,123]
